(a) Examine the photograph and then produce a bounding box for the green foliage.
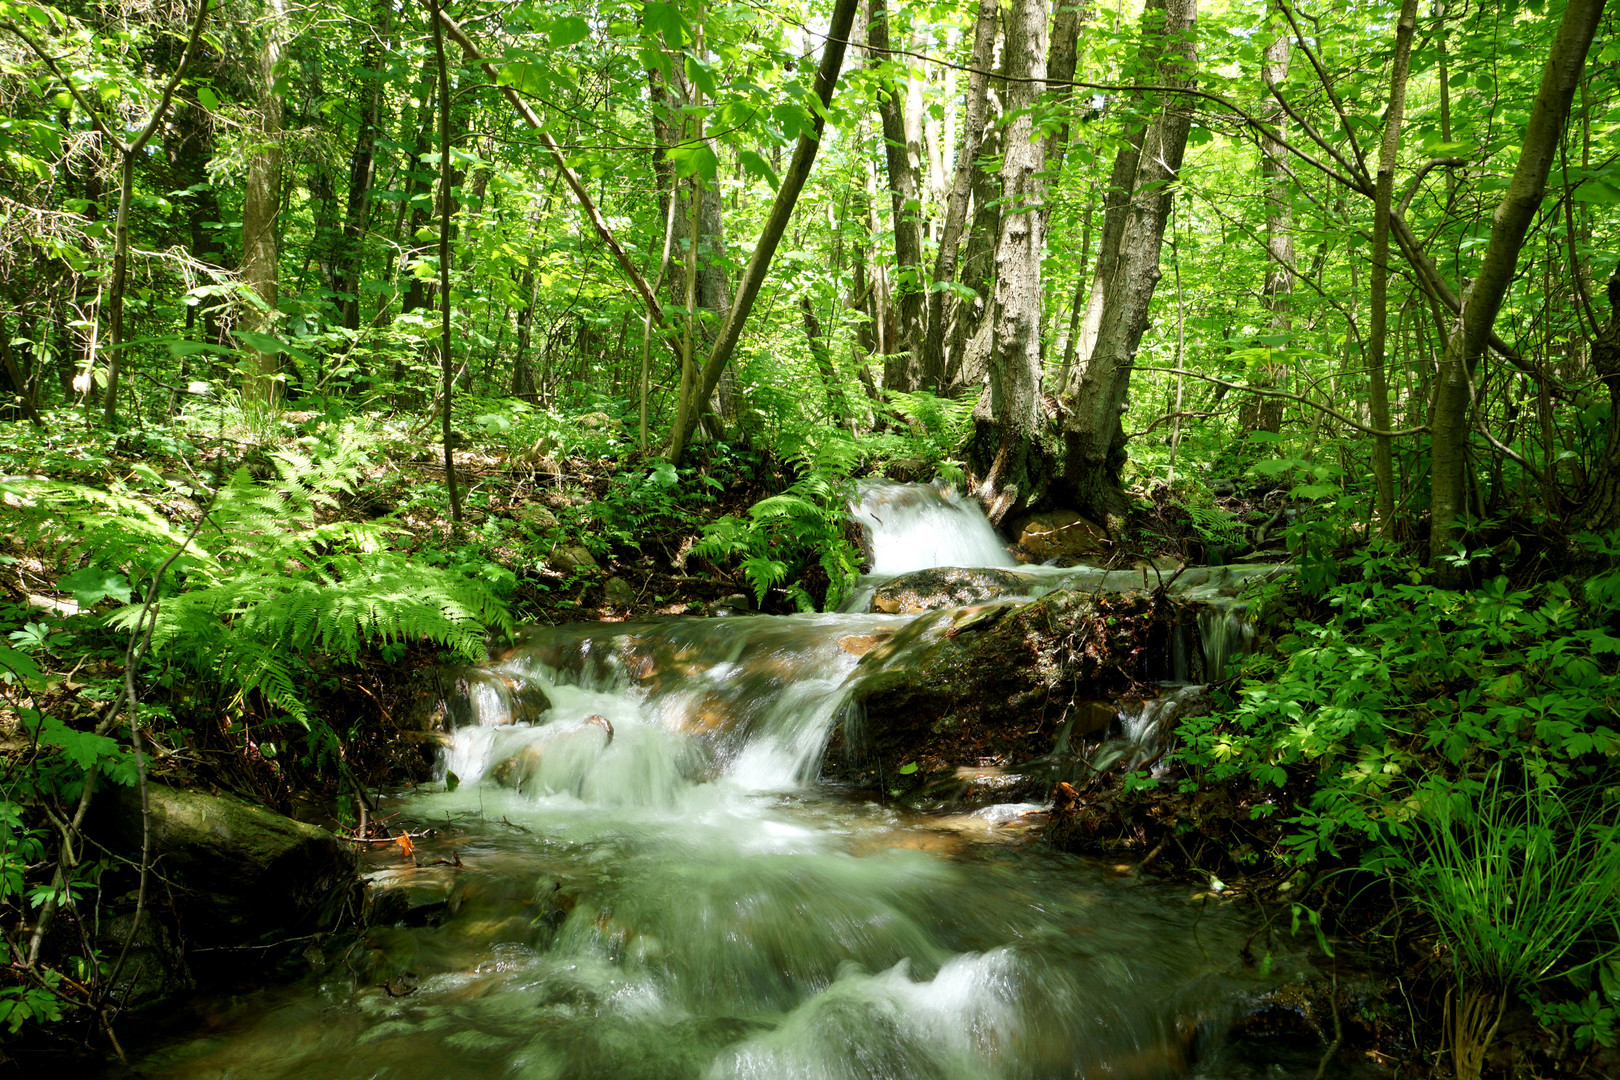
[866,390,978,480]
[1170,527,1620,1038]
[1176,535,1620,861]
[693,432,860,610]
[1182,497,1246,550]
[12,429,513,732]
[1373,771,1620,995]
[1534,960,1620,1050]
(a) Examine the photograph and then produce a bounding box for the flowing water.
[119,485,1347,1080]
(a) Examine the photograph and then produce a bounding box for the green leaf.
[235,330,287,355]
[643,1,685,45]
[684,53,718,98]
[496,61,549,97]
[0,645,43,684]
[737,149,780,191]
[897,762,918,775]
[550,16,589,47]
[57,567,132,607]
[167,339,233,358]
[1572,180,1620,205]
[196,85,219,111]
[31,714,120,772]
[668,141,718,181]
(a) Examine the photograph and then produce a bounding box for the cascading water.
[120,484,1327,1080]
[850,480,1018,574]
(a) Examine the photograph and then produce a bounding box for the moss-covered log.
[97,782,358,944]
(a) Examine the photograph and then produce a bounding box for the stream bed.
[110,485,1365,1080]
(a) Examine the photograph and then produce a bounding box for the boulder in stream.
[834,589,1186,797]
[1008,510,1109,560]
[869,566,1034,613]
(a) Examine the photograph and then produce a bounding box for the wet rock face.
[870,566,1035,614]
[832,589,1185,794]
[1008,510,1108,561]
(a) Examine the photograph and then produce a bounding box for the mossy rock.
[96,782,358,944]
[869,566,1034,613]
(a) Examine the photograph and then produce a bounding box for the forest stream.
[108,485,1359,1080]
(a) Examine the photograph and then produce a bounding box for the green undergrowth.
[1161,524,1620,1058]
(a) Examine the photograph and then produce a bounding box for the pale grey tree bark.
[966,0,1048,523]
[1057,0,1197,529]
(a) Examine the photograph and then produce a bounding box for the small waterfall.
[439,613,915,803]
[1118,685,1212,770]
[1198,604,1254,681]
[851,481,1016,575]
[128,487,1317,1080]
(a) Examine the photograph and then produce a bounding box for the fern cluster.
[1183,500,1247,549]
[693,432,861,610]
[10,430,513,731]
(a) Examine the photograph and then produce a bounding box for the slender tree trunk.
[1056,0,1197,529]
[1070,0,1175,376]
[1042,2,1088,179]
[800,295,843,423]
[0,317,45,428]
[966,0,1048,523]
[1243,7,1291,434]
[430,0,462,526]
[240,0,287,405]
[1366,0,1420,537]
[1577,275,1620,530]
[1429,0,1605,572]
[667,0,861,464]
[922,0,997,391]
[950,78,1006,393]
[511,267,537,397]
[866,0,926,390]
[336,0,392,334]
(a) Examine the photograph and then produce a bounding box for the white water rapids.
[124,484,1328,1080]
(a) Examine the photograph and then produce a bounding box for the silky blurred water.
[117,489,1327,1080]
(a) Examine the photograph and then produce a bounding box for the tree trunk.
[1576,275,1620,530]
[1056,0,1197,530]
[511,267,537,398]
[1042,1,1088,178]
[966,0,1048,524]
[948,90,1005,394]
[1069,0,1174,376]
[667,0,862,464]
[431,0,462,527]
[921,0,998,392]
[336,0,391,334]
[866,0,926,391]
[1242,8,1291,434]
[240,0,287,405]
[800,295,843,423]
[1429,0,1605,571]
[1366,0,1420,538]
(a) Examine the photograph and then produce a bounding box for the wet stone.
[869,566,1034,613]
[603,576,637,607]
[1009,509,1109,560]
